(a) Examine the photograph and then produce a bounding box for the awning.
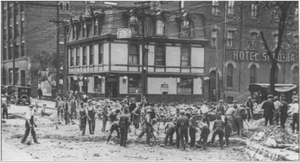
[249,83,298,93]
[275,85,297,92]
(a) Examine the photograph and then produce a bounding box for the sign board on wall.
[161,83,169,93]
[40,81,52,96]
[117,28,132,39]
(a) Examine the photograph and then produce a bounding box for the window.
[129,44,139,65]
[250,65,256,83]
[129,16,138,35]
[60,2,63,10]
[250,32,258,48]
[227,31,234,47]
[21,43,25,56]
[82,46,87,65]
[8,46,12,59]
[212,0,220,15]
[228,1,234,15]
[273,7,279,20]
[155,45,165,66]
[15,44,19,58]
[15,24,19,36]
[226,64,233,87]
[128,77,142,94]
[21,21,24,34]
[94,76,102,93]
[89,45,94,65]
[156,19,164,35]
[98,43,103,64]
[21,4,24,12]
[3,29,6,40]
[72,24,76,39]
[293,66,299,84]
[273,34,278,49]
[86,23,91,38]
[76,48,80,66]
[82,23,86,37]
[181,45,190,66]
[251,3,258,19]
[2,68,6,85]
[9,68,12,84]
[97,18,102,35]
[144,16,154,36]
[66,2,69,10]
[70,48,74,66]
[3,47,7,60]
[181,19,191,38]
[94,19,98,35]
[177,78,193,94]
[15,68,19,84]
[9,27,12,37]
[211,29,218,47]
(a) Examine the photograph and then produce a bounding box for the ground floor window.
[94,76,102,93]
[177,78,193,94]
[128,77,141,94]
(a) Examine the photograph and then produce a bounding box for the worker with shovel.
[21,105,40,144]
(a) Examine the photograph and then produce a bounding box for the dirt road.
[2,108,249,161]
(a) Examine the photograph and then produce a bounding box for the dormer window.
[156,19,165,35]
[181,18,192,38]
[251,3,258,19]
[129,15,138,35]
[212,0,220,15]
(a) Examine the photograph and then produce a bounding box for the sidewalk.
[1,139,37,161]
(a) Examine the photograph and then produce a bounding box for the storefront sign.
[161,83,169,93]
[233,50,297,63]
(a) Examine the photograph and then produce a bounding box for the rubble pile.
[250,125,299,151]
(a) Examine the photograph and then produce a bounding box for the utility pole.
[50,2,60,95]
[238,2,243,93]
[215,29,219,102]
[134,1,150,101]
[222,2,227,100]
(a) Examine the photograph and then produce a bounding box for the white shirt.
[289,103,299,114]
[273,101,281,111]
[25,109,34,120]
[200,104,209,114]
[225,107,236,115]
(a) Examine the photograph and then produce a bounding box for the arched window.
[250,65,256,83]
[293,66,299,84]
[226,64,233,87]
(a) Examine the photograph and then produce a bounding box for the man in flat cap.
[176,110,189,150]
[261,94,275,126]
[21,105,40,144]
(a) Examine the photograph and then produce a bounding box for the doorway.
[106,77,119,99]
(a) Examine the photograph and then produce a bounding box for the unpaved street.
[2,105,249,161]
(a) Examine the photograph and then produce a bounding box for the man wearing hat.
[292,91,298,102]
[129,98,137,123]
[233,101,245,138]
[107,109,121,143]
[244,96,254,121]
[200,101,210,128]
[69,96,77,120]
[279,95,288,129]
[189,110,198,149]
[102,101,109,132]
[63,97,70,125]
[261,94,275,126]
[273,96,281,125]
[41,104,50,116]
[288,99,299,133]
[216,100,226,116]
[163,117,177,146]
[176,110,189,150]
[210,115,224,149]
[21,105,40,144]
[197,121,210,150]
[119,107,131,147]
[225,100,237,132]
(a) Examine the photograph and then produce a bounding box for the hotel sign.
[232,50,298,63]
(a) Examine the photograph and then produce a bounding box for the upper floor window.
[98,43,103,64]
[155,44,165,66]
[181,45,191,66]
[21,43,25,56]
[228,1,234,15]
[82,46,87,65]
[227,30,234,47]
[3,47,7,60]
[76,47,80,66]
[86,22,91,38]
[226,64,233,87]
[211,29,218,47]
[156,19,165,35]
[273,33,278,49]
[250,65,257,83]
[59,1,70,10]
[212,0,220,15]
[82,23,86,37]
[129,15,138,35]
[94,19,98,35]
[15,44,19,58]
[70,48,74,67]
[89,45,94,65]
[249,31,259,48]
[181,19,191,38]
[251,3,258,19]
[128,44,139,65]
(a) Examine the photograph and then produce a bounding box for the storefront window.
[128,77,141,94]
[94,77,102,93]
[177,78,193,94]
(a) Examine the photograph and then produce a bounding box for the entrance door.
[209,71,217,102]
[106,77,118,99]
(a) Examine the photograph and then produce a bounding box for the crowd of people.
[15,89,299,150]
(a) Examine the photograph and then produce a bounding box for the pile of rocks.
[250,125,299,151]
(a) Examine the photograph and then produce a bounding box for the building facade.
[66,2,209,103]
